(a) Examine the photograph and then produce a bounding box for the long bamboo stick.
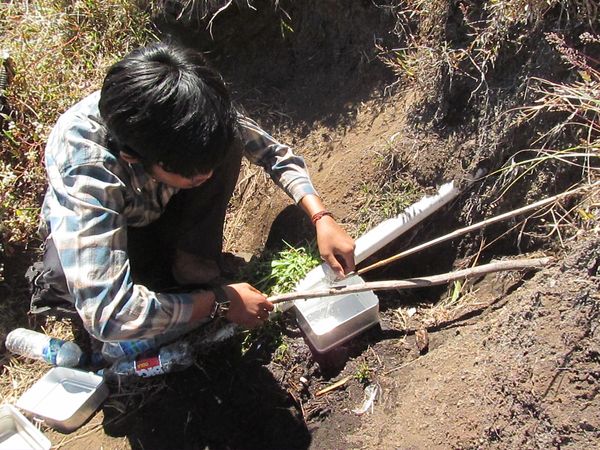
[357,183,596,276]
[268,257,551,304]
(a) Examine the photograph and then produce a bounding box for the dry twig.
[358,184,597,275]
[315,376,352,397]
[269,257,551,304]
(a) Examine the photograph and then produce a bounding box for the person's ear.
[120,151,140,164]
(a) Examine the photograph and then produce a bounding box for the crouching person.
[28,40,355,367]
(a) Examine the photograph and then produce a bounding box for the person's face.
[119,151,213,189]
[148,163,214,189]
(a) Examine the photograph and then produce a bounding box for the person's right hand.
[223,283,274,328]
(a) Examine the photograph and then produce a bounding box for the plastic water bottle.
[5,328,83,367]
[99,340,194,380]
[101,338,158,362]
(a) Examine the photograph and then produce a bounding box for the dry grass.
[0,318,75,403]
[381,0,599,95]
[490,32,600,238]
[380,1,599,256]
[0,0,153,245]
[391,274,488,331]
[223,158,268,248]
[152,0,283,36]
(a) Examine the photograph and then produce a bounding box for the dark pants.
[29,142,243,315]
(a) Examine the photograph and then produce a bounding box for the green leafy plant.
[355,362,371,384]
[241,241,321,295]
[240,313,285,356]
[273,341,289,363]
[237,241,319,356]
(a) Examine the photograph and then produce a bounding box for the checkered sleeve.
[45,126,196,342]
[238,114,318,203]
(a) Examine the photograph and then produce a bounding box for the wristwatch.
[209,285,230,320]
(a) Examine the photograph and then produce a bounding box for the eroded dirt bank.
[2,1,598,449]
[311,236,600,449]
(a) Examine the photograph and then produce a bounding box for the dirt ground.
[37,232,600,450]
[1,1,599,449]
[40,87,600,449]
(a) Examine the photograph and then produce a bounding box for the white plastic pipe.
[354,181,460,264]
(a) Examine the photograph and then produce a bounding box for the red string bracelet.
[311,210,334,225]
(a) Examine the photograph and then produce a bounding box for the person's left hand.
[315,215,356,279]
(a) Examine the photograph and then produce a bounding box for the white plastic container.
[290,181,460,352]
[16,367,109,433]
[294,274,379,353]
[0,404,50,450]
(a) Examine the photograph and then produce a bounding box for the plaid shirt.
[41,91,316,342]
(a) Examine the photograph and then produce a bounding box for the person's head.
[99,41,236,188]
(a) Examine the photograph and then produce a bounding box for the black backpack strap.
[26,238,77,318]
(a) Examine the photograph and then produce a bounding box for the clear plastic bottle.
[99,340,194,380]
[5,328,83,367]
[101,337,157,362]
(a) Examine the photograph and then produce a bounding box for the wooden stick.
[357,184,596,276]
[315,376,352,397]
[268,257,551,304]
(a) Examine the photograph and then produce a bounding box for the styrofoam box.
[17,367,109,433]
[0,404,50,450]
[293,274,379,353]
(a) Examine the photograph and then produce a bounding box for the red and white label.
[134,356,164,377]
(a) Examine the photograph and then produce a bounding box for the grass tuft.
[240,241,321,295]
[353,147,423,236]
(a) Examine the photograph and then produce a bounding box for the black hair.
[99,41,236,177]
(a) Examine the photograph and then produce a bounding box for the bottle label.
[134,355,164,377]
[42,338,62,365]
[119,340,153,358]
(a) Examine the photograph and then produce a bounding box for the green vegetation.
[272,341,289,363]
[241,241,321,295]
[354,361,371,384]
[238,241,320,356]
[240,311,285,356]
[354,166,421,236]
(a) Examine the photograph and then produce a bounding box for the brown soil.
[311,236,600,450]
[2,1,599,449]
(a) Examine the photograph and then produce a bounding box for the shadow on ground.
[102,339,311,450]
[156,0,397,133]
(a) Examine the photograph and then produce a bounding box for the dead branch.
[315,376,352,397]
[268,257,551,304]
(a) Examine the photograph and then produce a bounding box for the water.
[309,316,340,335]
[306,294,366,335]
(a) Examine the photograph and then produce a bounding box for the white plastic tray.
[0,404,50,450]
[17,367,108,433]
[294,274,379,353]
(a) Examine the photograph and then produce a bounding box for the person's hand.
[315,215,356,279]
[223,283,274,328]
